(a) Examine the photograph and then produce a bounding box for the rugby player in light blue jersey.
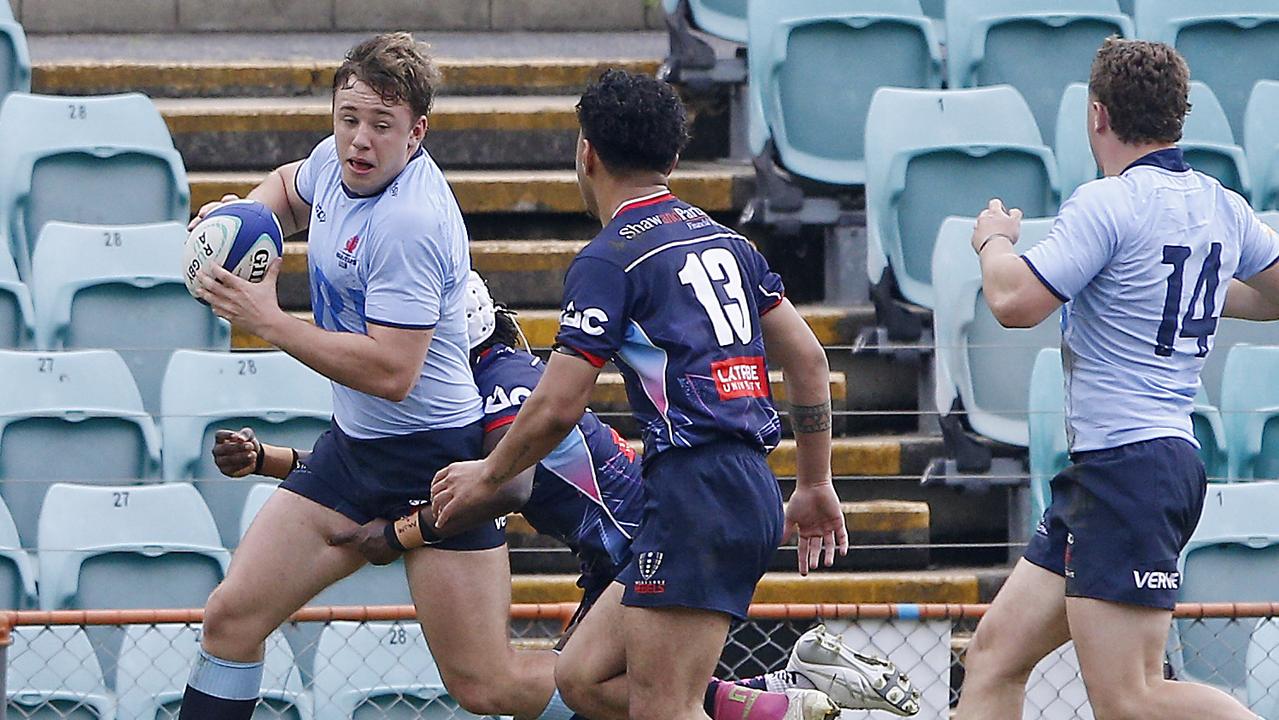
[183,33,561,720]
[955,38,1279,720]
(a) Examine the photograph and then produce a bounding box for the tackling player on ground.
[955,38,1279,720]
[432,70,865,720]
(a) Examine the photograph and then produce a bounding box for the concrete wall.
[16,0,666,32]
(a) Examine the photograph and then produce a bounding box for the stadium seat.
[1180,82,1251,199]
[0,348,162,547]
[0,493,35,609]
[932,217,1061,446]
[1055,81,1253,200]
[1172,481,1279,695]
[662,0,747,43]
[746,0,943,183]
[1261,211,1279,231]
[0,8,30,100]
[1222,345,1279,482]
[944,0,1133,145]
[37,482,229,610]
[30,222,230,415]
[1027,348,1067,527]
[865,85,1058,308]
[1134,0,1279,141]
[0,238,34,348]
[312,620,467,720]
[7,625,115,720]
[161,349,332,546]
[117,624,310,720]
[0,92,189,279]
[1199,318,1279,412]
[1246,80,1279,211]
[1192,386,1229,483]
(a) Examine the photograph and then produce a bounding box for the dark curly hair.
[576,69,690,174]
[1089,37,1190,145]
[334,32,441,119]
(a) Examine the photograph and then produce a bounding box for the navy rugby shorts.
[1024,436,1206,610]
[280,419,505,551]
[616,440,783,620]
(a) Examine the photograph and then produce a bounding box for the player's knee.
[554,662,593,713]
[438,668,508,716]
[963,621,1034,686]
[200,583,271,657]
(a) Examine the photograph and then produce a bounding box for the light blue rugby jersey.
[294,136,482,438]
[1022,149,1279,452]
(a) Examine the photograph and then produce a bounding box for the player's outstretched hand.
[194,258,284,336]
[971,197,1024,254]
[783,483,849,576]
[212,427,259,478]
[431,460,489,530]
[189,193,243,231]
[328,519,401,566]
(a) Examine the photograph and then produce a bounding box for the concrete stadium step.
[506,500,931,573]
[190,163,751,217]
[157,95,582,170]
[510,569,982,605]
[33,58,661,98]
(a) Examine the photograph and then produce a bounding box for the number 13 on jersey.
[679,248,753,346]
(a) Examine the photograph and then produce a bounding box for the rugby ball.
[182,199,284,299]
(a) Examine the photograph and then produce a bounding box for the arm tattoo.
[789,401,832,434]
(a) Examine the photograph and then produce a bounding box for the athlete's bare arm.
[195,263,432,402]
[1223,263,1279,320]
[973,199,1063,328]
[188,161,310,237]
[761,299,848,574]
[431,352,599,527]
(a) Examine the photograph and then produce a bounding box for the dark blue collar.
[341,145,426,199]
[1123,147,1189,174]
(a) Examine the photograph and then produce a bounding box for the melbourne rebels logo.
[634,551,666,594]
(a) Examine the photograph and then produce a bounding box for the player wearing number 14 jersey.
[955,39,1279,720]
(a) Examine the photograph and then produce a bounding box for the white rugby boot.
[782,688,840,720]
[786,624,921,716]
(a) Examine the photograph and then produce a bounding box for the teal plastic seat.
[0,349,161,547]
[7,626,115,720]
[0,238,33,348]
[746,0,943,182]
[0,92,189,279]
[945,0,1132,145]
[31,222,230,415]
[0,493,35,607]
[313,621,466,720]
[0,14,30,100]
[1027,348,1067,528]
[865,85,1058,308]
[663,0,747,43]
[118,624,310,720]
[161,350,331,546]
[1260,212,1279,231]
[932,217,1061,447]
[1135,0,1279,140]
[1246,80,1279,211]
[37,482,229,610]
[1199,319,1279,411]
[1222,346,1279,482]
[1171,481,1279,695]
[1055,81,1253,200]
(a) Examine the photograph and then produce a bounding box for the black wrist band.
[252,440,265,475]
[978,233,1012,255]
[290,448,300,473]
[383,521,407,552]
[419,508,443,544]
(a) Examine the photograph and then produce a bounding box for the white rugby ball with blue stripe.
[182,199,284,299]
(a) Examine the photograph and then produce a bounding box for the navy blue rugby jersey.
[554,191,785,460]
[474,344,643,572]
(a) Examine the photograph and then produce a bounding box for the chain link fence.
[2,603,1279,720]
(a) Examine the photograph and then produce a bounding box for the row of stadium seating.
[0,348,330,547]
[9,621,460,720]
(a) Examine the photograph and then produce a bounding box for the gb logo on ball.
[634,551,665,594]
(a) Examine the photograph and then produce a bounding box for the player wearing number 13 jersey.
[955,39,1279,720]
